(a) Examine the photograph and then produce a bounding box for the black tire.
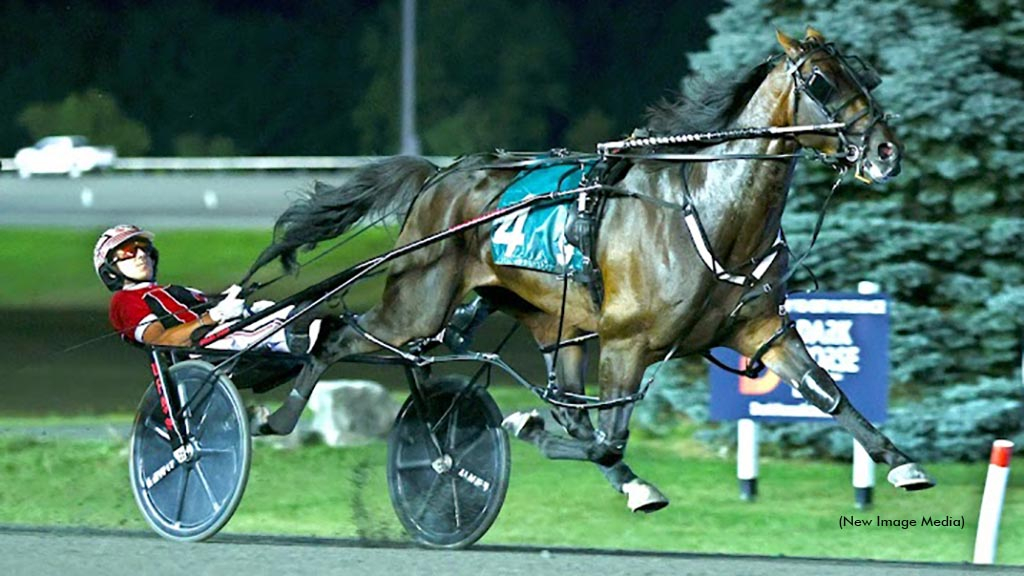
[387,376,510,548]
[129,360,251,542]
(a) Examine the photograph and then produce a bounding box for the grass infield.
[1,410,1022,564]
[0,227,398,310]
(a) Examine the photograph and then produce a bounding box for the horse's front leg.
[734,319,935,490]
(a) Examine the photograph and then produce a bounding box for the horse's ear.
[776,29,802,59]
[804,26,826,44]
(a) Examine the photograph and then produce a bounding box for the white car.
[13,135,117,178]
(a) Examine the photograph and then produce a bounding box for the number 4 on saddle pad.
[491,159,597,275]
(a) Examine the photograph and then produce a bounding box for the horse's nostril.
[878,141,896,160]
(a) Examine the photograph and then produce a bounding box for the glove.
[208,285,246,323]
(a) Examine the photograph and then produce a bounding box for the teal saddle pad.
[491,159,597,274]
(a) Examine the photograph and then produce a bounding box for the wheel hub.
[172,441,197,464]
[430,454,453,474]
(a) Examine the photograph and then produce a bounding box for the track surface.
[0,526,1012,576]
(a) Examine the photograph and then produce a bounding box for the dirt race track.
[2,526,1016,576]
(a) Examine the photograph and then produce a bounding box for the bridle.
[785,41,887,175]
[597,42,889,176]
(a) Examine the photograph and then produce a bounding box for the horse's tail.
[244,156,438,282]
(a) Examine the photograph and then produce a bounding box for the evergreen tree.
[639,0,1024,457]
[16,89,151,155]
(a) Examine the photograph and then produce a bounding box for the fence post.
[737,418,758,501]
[851,281,881,509]
[973,440,1014,564]
[852,439,875,509]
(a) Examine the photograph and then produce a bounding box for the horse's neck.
[686,67,798,263]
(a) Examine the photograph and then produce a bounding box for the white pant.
[204,301,294,353]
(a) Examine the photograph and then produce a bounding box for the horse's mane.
[645,60,773,144]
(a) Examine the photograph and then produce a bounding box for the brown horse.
[249,28,934,512]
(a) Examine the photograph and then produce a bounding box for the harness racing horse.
[248,28,935,512]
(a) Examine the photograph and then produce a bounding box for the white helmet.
[94,224,157,291]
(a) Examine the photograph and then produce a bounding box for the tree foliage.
[0,0,722,156]
[353,0,572,154]
[16,89,152,155]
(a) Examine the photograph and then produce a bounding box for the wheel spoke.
[173,467,191,523]
[148,421,172,445]
[194,410,210,437]
[414,413,444,459]
[445,404,461,451]
[412,474,444,522]
[193,461,223,513]
[431,390,470,437]
[198,447,235,456]
[175,373,217,430]
[396,457,435,472]
[451,432,489,466]
[450,476,462,528]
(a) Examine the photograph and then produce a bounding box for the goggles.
[112,239,154,262]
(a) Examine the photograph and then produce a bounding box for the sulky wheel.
[129,360,251,542]
[387,376,510,548]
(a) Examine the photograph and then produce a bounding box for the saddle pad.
[491,160,596,274]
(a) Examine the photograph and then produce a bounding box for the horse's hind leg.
[322,253,467,360]
[261,254,466,435]
[544,343,596,441]
[504,326,669,512]
[500,314,596,443]
[591,337,670,511]
[539,341,663,508]
[736,319,935,490]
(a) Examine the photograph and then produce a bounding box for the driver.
[94,224,320,353]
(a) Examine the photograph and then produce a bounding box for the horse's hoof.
[887,463,936,491]
[247,404,273,437]
[622,479,670,513]
[501,410,544,440]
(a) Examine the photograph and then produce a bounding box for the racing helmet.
[94,224,159,291]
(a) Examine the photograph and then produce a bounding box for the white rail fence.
[1,156,454,172]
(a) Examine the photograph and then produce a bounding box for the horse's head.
[777,27,900,183]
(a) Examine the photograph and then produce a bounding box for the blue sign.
[709,293,889,423]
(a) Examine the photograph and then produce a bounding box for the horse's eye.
[805,69,836,103]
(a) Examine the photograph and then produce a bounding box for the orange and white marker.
[973,439,1014,564]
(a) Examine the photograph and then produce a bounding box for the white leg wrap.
[621,479,670,513]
